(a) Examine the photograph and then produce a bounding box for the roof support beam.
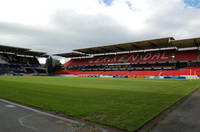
[194,39,200,47]
[114,46,127,51]
[148,41,160,48]
[131,44,142,50]
[100,47,114,53]
[87,49,99,54]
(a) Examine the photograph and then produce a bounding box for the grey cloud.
[0,22,53,37]
[50,10,160,49]
[147,6,200,39]
[0,4,200,56]
[0,10,155,54]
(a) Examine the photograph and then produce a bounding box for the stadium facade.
[56,37,200,78]
[0,45,48,75]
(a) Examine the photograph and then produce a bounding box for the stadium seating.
[0,53,45,74]
[57,67,200,76]
[173,50,198,61]
[0,53,40,66]
[64,49,199,66]
[57,49,200,77]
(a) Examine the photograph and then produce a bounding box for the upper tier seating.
[0,57,8,64]
[0,53,45,74]
[65,49,199,66]
[0,53,40,67]
[173,50,198,61]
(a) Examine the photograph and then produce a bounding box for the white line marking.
[18,114,39,131]
[5,104,16,108]
[0,99,85,126]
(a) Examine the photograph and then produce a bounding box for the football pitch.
[0,76,200,132]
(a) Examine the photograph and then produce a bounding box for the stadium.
[1,0,200,131]
[1,37,200,132]
[0,45,48,75]
[56,37,200,79]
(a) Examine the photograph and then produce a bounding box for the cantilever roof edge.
[172,37,200,48]
[73,37,175,54]
[0,44,48,57]
[0,44,30,53]
[20,51,47,57]
[54,52,89,58]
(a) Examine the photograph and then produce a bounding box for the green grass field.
[0,76,200,131]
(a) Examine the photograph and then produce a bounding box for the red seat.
[57,49,200,77]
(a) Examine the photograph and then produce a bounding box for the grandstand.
[0,45,48,75]
[55,37,200,78]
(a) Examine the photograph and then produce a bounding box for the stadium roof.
[0,45,48,57]
[54,37,200,58]
[172,37,200,48]
[0,45,30,53]
[20,51,47,57]
[73,37,175,54]
[55,52,88,58]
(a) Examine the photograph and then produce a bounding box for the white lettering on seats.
[118,55,127,62]
[143,53,152,60]
[95,57,103,62]
[160,52,169,60]
[129,54,139,62]
[151,53,161,60]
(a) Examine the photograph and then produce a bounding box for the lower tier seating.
[57,67,200,76]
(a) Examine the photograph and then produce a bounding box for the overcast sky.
[0,0,200,55]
